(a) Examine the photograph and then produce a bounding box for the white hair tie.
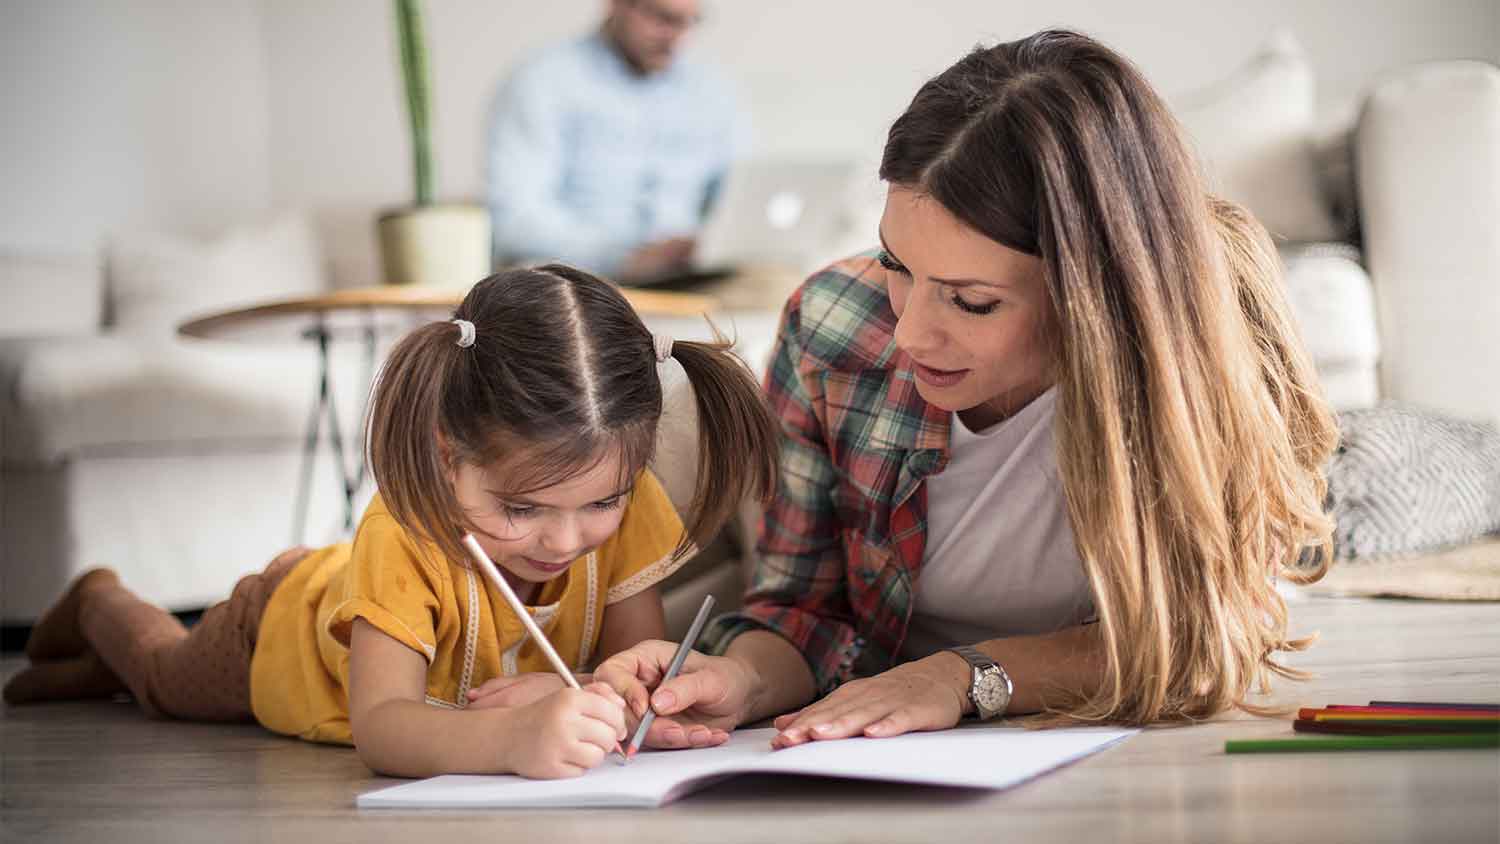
[452,319,476,348]
[652,333,675,362]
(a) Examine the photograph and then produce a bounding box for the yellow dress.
[249,470,687,745]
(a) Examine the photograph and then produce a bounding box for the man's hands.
[618,236,695,283]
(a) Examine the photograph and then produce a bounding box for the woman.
[598,29,1336,748]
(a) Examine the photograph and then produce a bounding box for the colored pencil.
[1313,714,1497,723]
[1368,700,1500,711]
[622,594,717,761]
[1328,704,1500,715]
[1226,733,1500,753]
[1297,707,1498,722]
[460,534,626,758]
[1294,719,1500,736]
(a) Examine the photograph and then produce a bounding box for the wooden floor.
[3,595,1498,843]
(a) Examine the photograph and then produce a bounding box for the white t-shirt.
[899,387,1096,661]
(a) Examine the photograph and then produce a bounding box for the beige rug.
[1300,536,1500,601]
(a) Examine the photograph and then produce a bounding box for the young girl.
[598,30,1338,747]
[4,263,778,779]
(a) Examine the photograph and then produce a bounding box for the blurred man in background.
[486,0,742,283]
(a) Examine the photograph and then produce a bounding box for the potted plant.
[377,0,490,287]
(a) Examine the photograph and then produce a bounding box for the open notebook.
[357,725,1135,809]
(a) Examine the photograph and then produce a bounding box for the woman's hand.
[499,682,628,779]
[593,639,755,749]
[769,654,968,748]
[465,673,585,710]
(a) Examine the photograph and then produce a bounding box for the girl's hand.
[465,672,590,710]
[501,682,629,779]
[593,640,747,749]
[768,656,968,749]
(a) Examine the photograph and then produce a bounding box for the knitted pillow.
[1328,404,1500,560]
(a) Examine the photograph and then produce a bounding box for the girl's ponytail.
[667,335,780,559]
[366,320,468,568]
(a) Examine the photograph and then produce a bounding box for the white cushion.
[107,214,327,337]
[1280,245,1380,367]
[0,335,380,463]
[1280,244,1380,411]
[1357,61,1500,427]
[1176,33,1340,243]
[0,253,103,338]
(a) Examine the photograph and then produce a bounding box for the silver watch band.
[947,645,1013,720]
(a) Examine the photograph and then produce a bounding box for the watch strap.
[946,645,1012,720]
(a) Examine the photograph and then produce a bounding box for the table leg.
[291,322,331,545]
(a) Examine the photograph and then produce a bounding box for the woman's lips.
[912,361,970,388]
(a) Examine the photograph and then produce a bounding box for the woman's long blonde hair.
[881,30,1337,723]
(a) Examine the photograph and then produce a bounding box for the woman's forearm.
[923,623,1106,716]
[723,629,819,723]
[354,698,515,778]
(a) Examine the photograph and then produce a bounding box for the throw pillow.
[106,214,327,337]
[1328,404,1500,560]
[1175,32,1340,243]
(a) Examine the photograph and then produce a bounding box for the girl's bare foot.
[3,650,126,705]
[23,568,121,662]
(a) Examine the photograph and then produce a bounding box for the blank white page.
[357,725,1135,809]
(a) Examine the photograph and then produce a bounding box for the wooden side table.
[179,284,717,543]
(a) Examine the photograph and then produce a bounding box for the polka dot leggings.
[80,548,306,721]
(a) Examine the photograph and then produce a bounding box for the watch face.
[975,672,1009,713]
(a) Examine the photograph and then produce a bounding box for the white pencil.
[460,533,625,756]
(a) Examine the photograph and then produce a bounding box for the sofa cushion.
[1279,242,1380,411]
[0,253,104,339]
[107,214,327,337]
[1176,33,1340,243]
[0,335,365,463]
[1356,60,1500,427]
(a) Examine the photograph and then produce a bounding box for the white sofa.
[1,222,357,629]
[4,55,1498,633]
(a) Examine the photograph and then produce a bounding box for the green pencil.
[1226,733,1500,753]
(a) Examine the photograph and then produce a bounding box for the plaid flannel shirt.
[702,251,955,694]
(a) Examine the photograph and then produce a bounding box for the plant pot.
[377,203,492,288]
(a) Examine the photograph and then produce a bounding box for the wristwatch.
[946,645,1013,720]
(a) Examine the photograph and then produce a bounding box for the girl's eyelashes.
[496,495,626,518]
[876,250,907,274]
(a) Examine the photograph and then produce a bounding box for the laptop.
[629,157,861,288]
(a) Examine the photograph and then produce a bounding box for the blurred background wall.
[4,0,1497,266]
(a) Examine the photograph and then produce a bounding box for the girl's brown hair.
[366,264,779,569]
[881,30,1337,724]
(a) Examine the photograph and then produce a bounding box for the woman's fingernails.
[813,723,835,735]
[653,691,676,710]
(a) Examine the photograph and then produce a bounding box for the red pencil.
[1298,706,1499,721]
[1368,700,1500,711]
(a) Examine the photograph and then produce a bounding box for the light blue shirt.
[486,32,742,276]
